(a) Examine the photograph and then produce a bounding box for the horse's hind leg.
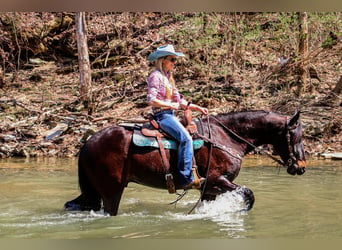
[102,186,125,216]
[64,193,101,212]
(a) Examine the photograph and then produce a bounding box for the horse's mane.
[215,110,273,123]
[211,110,290,134]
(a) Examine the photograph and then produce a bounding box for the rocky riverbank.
[0,12,341,159]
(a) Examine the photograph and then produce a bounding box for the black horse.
[65,110,306,215]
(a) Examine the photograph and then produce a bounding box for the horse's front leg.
[203,175,255,210]
[219,175,255,211]
[201,175,236,200]
[212,175,238,192]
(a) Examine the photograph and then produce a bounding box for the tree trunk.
[75,12,93,114]
[297,12,309,96]
[331,76,342,95]
[0,66,4,88]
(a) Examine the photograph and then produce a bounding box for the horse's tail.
[64,144,102,212]
[78,151,91,195]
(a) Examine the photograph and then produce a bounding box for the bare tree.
[0,66,4,88]
[75,12,93,114]
[297,12,309,96]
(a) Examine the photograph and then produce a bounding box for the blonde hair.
[155,57,176,99]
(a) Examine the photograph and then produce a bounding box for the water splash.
[167,190,248,237]
[196,190,247,215]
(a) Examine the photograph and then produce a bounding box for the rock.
[29,73,43,82]
[44,123,69,141]
[53,136,65,144]
[0,134,16,142]
[40,142,55,149]
[0,144,11,156]
[21,129,38,139]
[29,58,48,65]
[12,147,30,158]
[80,128,96,143]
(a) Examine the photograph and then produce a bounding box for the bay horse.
[64,110,306,216]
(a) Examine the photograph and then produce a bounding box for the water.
[0,156,341,239]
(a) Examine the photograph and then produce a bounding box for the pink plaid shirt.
[147,70,183,106]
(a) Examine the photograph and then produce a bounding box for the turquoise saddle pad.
[132,130,204,150]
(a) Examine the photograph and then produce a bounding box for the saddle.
[141,104,198,138]
[131,107,203,194]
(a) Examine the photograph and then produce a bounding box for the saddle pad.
[132,130,204,150]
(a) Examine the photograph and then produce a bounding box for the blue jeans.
[154,110,194,186]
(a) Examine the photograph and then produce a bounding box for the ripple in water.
[0,191,248,238]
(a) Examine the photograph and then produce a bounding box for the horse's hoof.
[236,186,255,211]
[64,200,82,211]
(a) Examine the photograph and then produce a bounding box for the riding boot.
[192,165,203,181]
[183,166,205,190]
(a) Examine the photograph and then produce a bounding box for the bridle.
[284,120,305,170]
[205,115,299,168]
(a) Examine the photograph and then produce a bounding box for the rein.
[194,120,242,160]
[187,115,213,214]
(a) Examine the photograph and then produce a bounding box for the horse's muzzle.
[287,160,306,175]
[296,167,306,175]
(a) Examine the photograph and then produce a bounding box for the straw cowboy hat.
[147,44,185,62]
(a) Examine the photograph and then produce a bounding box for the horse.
[64,110,306,216]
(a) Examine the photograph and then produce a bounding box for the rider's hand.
[200,107,209,115]
[170,102,180,110]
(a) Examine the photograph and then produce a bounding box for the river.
[0,156,341,239]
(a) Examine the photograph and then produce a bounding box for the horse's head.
[274,111,306,175]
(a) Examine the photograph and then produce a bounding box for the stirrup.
[182,177,205,190]
[183,179,201,190]
[165,173,176,194]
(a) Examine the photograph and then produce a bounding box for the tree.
[0,66,4,88]
[75,12,93,114]
[296,12,309,96]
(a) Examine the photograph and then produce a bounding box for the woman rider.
[146,44,208,190]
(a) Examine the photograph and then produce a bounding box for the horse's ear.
[288,110,300,128]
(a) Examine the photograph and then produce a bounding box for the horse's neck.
[218,111,286,148]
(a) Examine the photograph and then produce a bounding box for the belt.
[153,107,172,114]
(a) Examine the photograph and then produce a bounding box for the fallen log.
[320,152,342,160]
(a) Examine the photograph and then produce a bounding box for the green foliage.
[322,36,335,49]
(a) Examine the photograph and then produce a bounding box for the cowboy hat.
[147,44,185,62]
